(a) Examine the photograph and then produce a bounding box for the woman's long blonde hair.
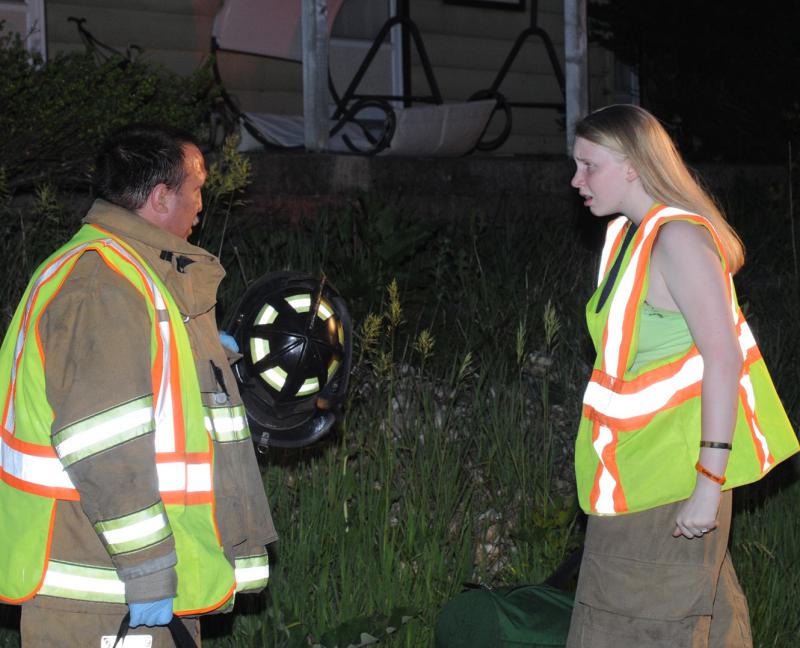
[575,104,744,274]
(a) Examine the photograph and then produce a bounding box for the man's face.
[162,144,207,240]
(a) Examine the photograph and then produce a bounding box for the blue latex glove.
[219,331,239,353]
[129,597,173,627]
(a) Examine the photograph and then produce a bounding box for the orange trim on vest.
[176,582,235,617]
[590,349,700,393]
[162,491,214,506]
[167,318,187,455]
[1,427,58,457]
[0,470,79,501]
[738,382,772,471]
[157,450,211,463]
[615,229,651,378]
[742,343,762,366]
[588,461,605,513]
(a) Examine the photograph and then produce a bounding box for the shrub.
[0,21,215,192]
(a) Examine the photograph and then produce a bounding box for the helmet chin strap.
[252,412,336,454]
[307,275,327,332]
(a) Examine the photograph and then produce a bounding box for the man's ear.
[147,183,171,214]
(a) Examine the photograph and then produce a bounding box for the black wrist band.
[700,440,732,450]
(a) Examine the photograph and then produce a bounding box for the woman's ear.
[625,163,639,182]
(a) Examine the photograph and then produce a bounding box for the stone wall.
[241,152,790,227]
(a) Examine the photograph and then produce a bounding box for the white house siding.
[407,0,612,155]
[46,0,220,75]
[41,0,616,156]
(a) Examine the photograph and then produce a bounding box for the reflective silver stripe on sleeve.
[234,553,269,592]
[38,560,126,604]
[53,396,154,467]
[204,405,251,443]
[94,502,172,556]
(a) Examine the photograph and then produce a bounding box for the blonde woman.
[566,104,798,647]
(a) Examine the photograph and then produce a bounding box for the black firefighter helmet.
[225,271,352,448]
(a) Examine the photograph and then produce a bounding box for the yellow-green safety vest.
[576,205,798,515]
[0,224,268,612]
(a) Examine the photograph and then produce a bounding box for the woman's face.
[571,137,633,217]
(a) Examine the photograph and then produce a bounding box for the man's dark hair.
[93,125,201,211]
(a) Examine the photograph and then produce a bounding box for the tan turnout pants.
[21,599,201,648]
[566,490,752,648]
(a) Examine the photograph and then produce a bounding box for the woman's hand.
[673,477,722,539]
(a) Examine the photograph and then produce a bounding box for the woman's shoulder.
[650,218,724,296]
[654,218,718,258]
[646,216,728,313]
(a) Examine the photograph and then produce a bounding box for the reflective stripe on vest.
[0,434,76,498]
[38,560,126,604]
[589,420,627,514]
[584,319,759,429]
[0,234,212,503]
[739,372,772,472]
[596,215,628,285]
[583,207,779,514]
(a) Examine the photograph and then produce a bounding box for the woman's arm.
[649,220,743,539]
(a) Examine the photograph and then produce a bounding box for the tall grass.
[732,467,800,647]
[199,195,592,646]
[0,157,797,647]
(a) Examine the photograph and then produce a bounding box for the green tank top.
[629,302,693,373]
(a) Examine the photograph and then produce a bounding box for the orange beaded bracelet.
[695,461,726,485]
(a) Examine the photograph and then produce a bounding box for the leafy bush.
[0,21,215,191]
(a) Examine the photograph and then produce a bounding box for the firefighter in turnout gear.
[0,125,277,647]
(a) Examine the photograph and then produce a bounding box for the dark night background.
[589,0,800,164]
